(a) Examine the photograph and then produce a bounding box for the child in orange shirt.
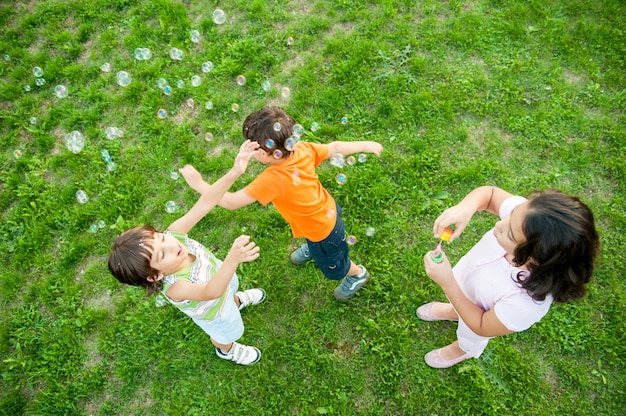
[181,106,383,300]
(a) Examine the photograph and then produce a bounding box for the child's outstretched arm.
[166,235,260,302]
[168,140,259,234]
[325,140,383,158]
[433,186,513,241]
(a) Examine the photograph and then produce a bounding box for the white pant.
[192,276,244,345]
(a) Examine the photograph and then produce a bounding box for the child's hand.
[433,204,473,242]
[233,140,261,175]
[226,235,260,264]
[365,141,383,157]
[179,165,210,194]
[423,250,454,287]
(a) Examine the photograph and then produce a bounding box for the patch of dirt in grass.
[563,70,583,86]
[172,100,200,124]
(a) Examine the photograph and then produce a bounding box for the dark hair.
[243,106,296,158]
[512,190,600,303]
[108,225,162,295]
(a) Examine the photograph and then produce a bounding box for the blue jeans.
[306,203,351,280]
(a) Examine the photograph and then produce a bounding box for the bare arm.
[168,140,259,234]
[423,251,514,337]
[325,140,383,159]
[433,186,514,241]
[166,235,259,302]
[218,189,257,210]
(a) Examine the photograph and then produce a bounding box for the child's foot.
[236,288,266,311]
[334,265,370,301]
[215,342,261,365]
[290,243,312,265]
[416,302,459,321]
[424,342,471,369]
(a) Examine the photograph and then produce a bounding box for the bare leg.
[439,341,467,360]
[211,338,233,353]
[347,261,363,276]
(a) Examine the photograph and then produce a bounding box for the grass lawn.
[1,0,624,414]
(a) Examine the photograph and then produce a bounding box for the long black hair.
[512,190,600,302]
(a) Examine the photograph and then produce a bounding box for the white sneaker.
[215,342,261,365]
[236,288,266,310]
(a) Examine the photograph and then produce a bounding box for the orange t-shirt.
[244,142,337,242]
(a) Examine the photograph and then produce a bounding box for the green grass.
[1,0,625,414]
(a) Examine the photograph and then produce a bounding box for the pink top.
[453,196,552,332]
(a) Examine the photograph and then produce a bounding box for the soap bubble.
[76,190,88,204]
[201,61,214,73]
[33,66,44,77]
[265,138,275,149]
[205,101,213,110]
[100,149,112,162]
[13,150,22,158]
[101,62,112,72]
[170,171,179,180]
[330,153,345,168]
[157,78,168,89]
[273,149,283,159]
[65,131,85,154]
[236,75,246,86]
[310,122,319,132]
[212,9,226,24]
[3,55,9,61]
[287,36,294,46]
[292,171,301,185]
[89,224,99,233]
[176,79,185,88]
[155,295,167,307]
[341,116,348,124]
[106,162,117,171]
[347,235,357,245]
[293,124,304,135]
[326,209,336,218]
[190,30,201,43]
[335,173,347,185]
[54,85,68,98]
[157,109,167,119]
[231,103,239,112]
[169,48,184,60]
[29,117,37,124]
[346,156,356,165]
[205,132,213,141]
[273,122,282,131]
[365,227,376,237]
[116,71,131,87]
[281,87,291,98]
[191,75,201,87]
[262,80,271,92]
[35,78,46,86]
[163,85,172,95]
[358,153,367,163]
[98,220,106,228]
[285,137,296,151]
[186,98,194,107]
[134,48,151,60]
[24,85,31,91]
[105,127,123,140]
[165,201,177,213]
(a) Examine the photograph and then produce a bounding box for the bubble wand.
[430,227,453,263]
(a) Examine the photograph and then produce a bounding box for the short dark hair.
[512,190,600,302]
[243,106,296,158]
[108,225,162,295]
